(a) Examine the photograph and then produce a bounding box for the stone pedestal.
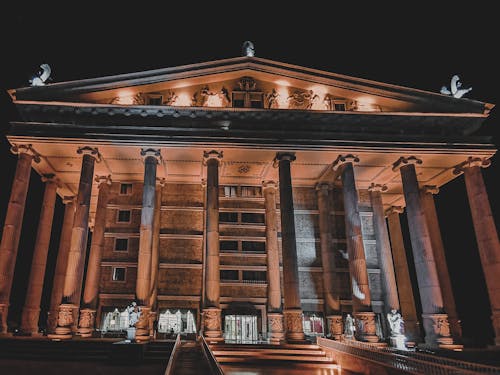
[390,335,407,350]
[354,312,379,343]
[77,309,95,338]
[49,303,75,340]
[284,308,305,342]
[203,307,223,342]
[268,313,285,344]
[135,306,151,342]
[327,315,343,340]
[127,327,136,341]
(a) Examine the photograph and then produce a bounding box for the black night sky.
[0,5,498,346]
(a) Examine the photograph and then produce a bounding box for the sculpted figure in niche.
[387,309,404,336]
[266,88,280,109]
[126,302,141,327]
[344,313,355,338]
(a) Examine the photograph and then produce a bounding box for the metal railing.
[164,334,182,375]
[200,335,225,375]
[318,337,500,375]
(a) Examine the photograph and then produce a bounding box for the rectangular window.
[232,92,245,108]
[242,241,265,252]
[147,95,163,105]
[241,213,265,224]
[249,93,263,108]
[117,210,131,223]
[219,212,238,223]
[242,270,266,282]
[334,103,346,111]
[120,183,132,195]
[240,186,262,197]
[220,270,239,281]
[112,267,126,281]
[114,238,129,252]
[220,240,238,251]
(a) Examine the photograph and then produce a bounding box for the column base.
[422,313,455,348]
[492,310,500,347]
[135,306,151,342]
[203,308,222,341]
[47,303,75,340]
[327,315,343,340]
[149,311,157,338]
[267,312,285,344]
[77,308,96,338]
[20,306,41,336]
[0,303,9,334]
[354,312,379,343]
[284,308,305,342]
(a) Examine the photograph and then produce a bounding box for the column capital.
[392,156,422,172]
[422,185,439,195]
[275,152,296,163]
[11,144,41,163]
[453,157,491,175]
[41,173,57,184]
[262,180,278,190]
[203,150,223,165]
[332,154,359,171]
[77,146,101,162]
[156,177,166,187]
[140,148,162,163]
[62,196,76,205]
[385,205,404,216]
[368,183,388,192]
[315,182,332,191]
[95,175,112,187]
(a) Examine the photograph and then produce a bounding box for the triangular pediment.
[10,56,490,115]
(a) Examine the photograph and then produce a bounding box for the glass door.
[224,315,258,343]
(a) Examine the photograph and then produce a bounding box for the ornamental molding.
[392,156,423,172]
[10,144,41,163]
[332,154,360,171]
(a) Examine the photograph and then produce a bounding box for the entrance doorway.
[224,315,258,343]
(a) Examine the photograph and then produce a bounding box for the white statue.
[440,75,472,98]
[29,63,51,86]
[344,313,355,338]
[242,41,255,57]
[126,301,141,327]
[387,309,404,336]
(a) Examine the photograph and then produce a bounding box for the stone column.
[20,174,58,335]
[368,184,400,318]
[263,180,284,343]
[276,152,304,342]
[47,196,75,332]
[135,149,161,342]
[77,175,111,337]
[333,155,378,342]
[421,185,462,341]
[386,206,420,342]
[149,179,164,338]
[203,150,223,341]
[394,156,453,347]
[50,146,99,340]
[0,144,39,334]
[316,183,342,340]
[454,157,500,345]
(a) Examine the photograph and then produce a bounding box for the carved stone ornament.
[135,306,151,341]
[204,308,221,332]
[327,315,343,339]
[238,76,257,91]
[287,90,320,110]
[268,313,284,333]
[453,157,491,175]
[110,92,145,105]
[78,309,95,329]
[265,88,280,109]
[422,313,453,345]
[284,309,303,334]
[238,164,251,174]
[354,312,379,343]
[10,144,41,163]
[163,91,178,106]
[57,304,75,327]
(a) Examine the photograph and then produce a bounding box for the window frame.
[116,210,132,223]
[119,183,133,196]
[114,238,129,252]
[112,266,127,282]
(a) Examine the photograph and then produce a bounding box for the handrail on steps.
[200,335,225,375]
[164,334,182,375]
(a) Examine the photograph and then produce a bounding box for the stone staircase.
[210,342,339,369]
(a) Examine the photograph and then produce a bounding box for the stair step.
[212,349,326,356]
[216,354,334,363]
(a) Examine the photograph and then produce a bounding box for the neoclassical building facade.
[0,51,498,348]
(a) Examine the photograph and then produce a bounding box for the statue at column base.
[327,315,343,340]
[267,312,285,344]
[354,312,379,343]
[0,303,9,335]
[135,306,151,342]
[203,308,223,342]
[48,303,75,340]
[422,313,460,348]
[77,308,96,338]
[20,306,41,336]
[284,308,305,342]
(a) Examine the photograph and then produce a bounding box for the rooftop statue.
[29,63,51,86]
[440,75,472,98]
[242,41,255,57]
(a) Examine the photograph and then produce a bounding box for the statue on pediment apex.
[440,75,472,98]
